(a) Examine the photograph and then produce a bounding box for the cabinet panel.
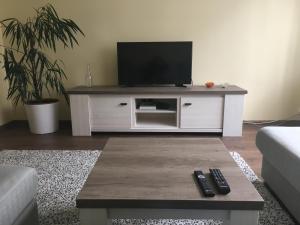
[90,96,131,129]
[180,96,224,129]
[70,95,91,136]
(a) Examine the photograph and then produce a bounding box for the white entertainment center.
[67,85,247,137]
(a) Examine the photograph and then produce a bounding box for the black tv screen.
[117,42,192,86]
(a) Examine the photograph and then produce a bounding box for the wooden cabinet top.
[67,85,247,95]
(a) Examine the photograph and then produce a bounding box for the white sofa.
[256,126,300,223]
[0,166,38,225]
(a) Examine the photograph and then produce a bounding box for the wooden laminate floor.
[0,121,264,176]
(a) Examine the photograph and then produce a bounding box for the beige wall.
[1,0,300,120]
[0,22,13,125]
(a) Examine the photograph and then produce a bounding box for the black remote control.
[194,170,215,197]
[209,169,231,194]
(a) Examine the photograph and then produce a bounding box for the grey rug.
[0,150,295,225]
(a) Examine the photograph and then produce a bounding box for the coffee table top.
[77,138,264,210]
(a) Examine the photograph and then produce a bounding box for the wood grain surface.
[67,85,247,95]
[76,137,263,210]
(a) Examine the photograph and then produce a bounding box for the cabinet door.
[90,96,131,130]
[180,96,224,129]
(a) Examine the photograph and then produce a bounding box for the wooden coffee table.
[77,138,264,225]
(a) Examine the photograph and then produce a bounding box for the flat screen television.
[117,41,192,86]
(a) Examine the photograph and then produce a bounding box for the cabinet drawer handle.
[184,103,192,106]
[120,103,128,106]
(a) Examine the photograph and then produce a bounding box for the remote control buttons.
[194,169,231,196]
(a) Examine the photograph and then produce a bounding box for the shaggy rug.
[0,150,295,225]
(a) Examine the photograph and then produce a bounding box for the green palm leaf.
[0,3,84,105]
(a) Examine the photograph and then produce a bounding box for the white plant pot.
[25,100,59,134]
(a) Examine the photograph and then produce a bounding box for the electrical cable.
[244,113,300,126]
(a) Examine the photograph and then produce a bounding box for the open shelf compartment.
[135,98,177,111]
[134,113,177,129]
[134,98,178,129]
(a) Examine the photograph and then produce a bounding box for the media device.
[194,170,215,197]
[209,168,231,195]
[117,42,192,86]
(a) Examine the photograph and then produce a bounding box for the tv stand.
[175,84,187,87]
[67,85,247,136]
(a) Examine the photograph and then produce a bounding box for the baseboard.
[1,120,299,131]
[0,120,72,130]
[244,120,300,126]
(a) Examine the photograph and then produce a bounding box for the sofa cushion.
[0,166,37,225]
[256,126,300,192]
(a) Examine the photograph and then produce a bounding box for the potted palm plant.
[0,4,84,134]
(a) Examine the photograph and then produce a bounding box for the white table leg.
[80,208,110,225]
[227,210,259,225]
